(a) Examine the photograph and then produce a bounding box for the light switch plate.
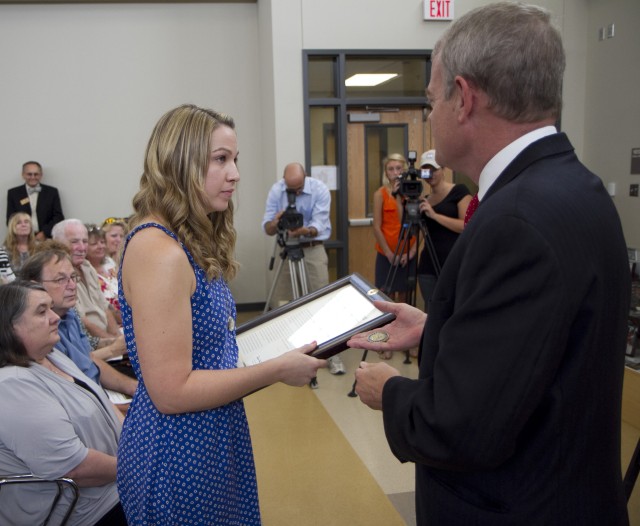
[606,23,615,38]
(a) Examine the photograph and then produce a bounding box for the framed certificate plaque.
[236,273,394,367]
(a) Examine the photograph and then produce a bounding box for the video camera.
[277,189,304,231]
[397,151,424,200]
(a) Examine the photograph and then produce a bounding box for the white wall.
[256,0,309,299]
[583,0,640,250]
[0,3,268,303]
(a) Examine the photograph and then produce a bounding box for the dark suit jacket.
[6,184,64,238]
[383,133,630,525]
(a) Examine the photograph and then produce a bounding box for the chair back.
[0,474,79,526]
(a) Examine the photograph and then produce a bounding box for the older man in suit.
[348,3,630,525]
[6,161,64,240]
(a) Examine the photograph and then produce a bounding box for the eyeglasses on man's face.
[41,274,81,287]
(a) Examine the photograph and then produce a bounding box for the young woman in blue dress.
[116,104,327,525]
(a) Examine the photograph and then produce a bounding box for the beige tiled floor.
[312,349,419,525]
[245,381,407,526]
[239,308,418,524]
[312,349,418,494]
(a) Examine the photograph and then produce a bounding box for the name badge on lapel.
[20,197,30,206]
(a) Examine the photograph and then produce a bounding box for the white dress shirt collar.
[477,126,557,200]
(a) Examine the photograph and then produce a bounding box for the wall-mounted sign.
[424,0,454,21]
[311,165,337,191]
[631,148,640,175]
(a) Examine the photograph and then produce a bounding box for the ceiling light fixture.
[345,73,398,87]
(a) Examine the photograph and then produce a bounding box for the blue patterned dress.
[116,223,260,525]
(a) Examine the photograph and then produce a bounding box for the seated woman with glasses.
[0,281,127,526]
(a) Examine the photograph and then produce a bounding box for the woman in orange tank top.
[372,154,418,308]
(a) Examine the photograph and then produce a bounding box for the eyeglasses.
[41,274,81,287]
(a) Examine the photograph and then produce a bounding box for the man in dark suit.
[6,161,64,240]
[348,3,630,525]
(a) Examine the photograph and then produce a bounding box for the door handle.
[348,218,373,227]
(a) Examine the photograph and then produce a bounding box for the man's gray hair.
[51,218,85,241]
[433,2,565,123]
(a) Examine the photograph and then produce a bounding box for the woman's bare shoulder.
[374,186,387,199]
[123,225,189,275]
[128,224,175,246]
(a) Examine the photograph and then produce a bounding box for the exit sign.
[424,0,454,20]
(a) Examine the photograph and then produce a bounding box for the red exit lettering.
[430,0,451,18]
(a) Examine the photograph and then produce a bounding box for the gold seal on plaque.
[367,330,390,343]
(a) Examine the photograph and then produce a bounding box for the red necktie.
[464,194,479,226]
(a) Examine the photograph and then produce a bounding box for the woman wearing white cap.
[417,150,472,311]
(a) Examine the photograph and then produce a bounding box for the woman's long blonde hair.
[130,104,238,281]
[5,212,36,268]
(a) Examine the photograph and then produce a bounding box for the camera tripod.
[348,198,441,397]
[264,230,309,313]
[384,198,441,308]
